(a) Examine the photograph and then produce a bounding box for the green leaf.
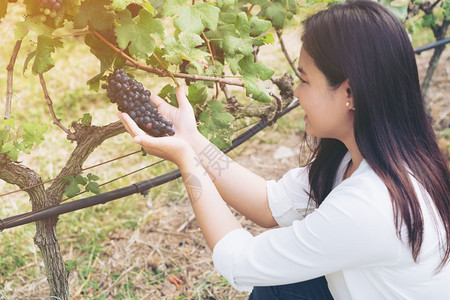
[81,113,92,126]
[1,118,15,128]
[115,9,163,58]
[87,173,100,181]
[198,100,233,149]
[64,179,81,198]
[378,0,408,20]
[73,0,115,31]
[23,51,36,75]
[85,182,100,194]
[1,1,8,20]
[32,35,63,74]
[112,0,146,11]
[243,77,271,103]
[65,260,78,272]
[14,17,54,40]
[421,14,436,27]
[1,142,20,161]
[192,3,220,31]
[187,84,208,106]
[226,53,244,75]
[85,33,118,72]
[163,31,206,64]
[87,72,104,91]
[75,175,87,185]
[239,55,274,80]
[174,6,204,34]
[22,122,48,149]
[223,34,253,56]
[212,111,234,127]
[249,16,271,36]
[158,84,176,99]
[161,0,188,16]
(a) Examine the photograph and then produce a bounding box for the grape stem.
[202,32,220,98]
[276,30,302,80]
[151,53,179,87]
[91,30,244,87]
[5,40,22,121]
[38,73,72,135]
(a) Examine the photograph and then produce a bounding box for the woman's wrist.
[176,144,198,170]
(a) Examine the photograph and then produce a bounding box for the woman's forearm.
[188,132,277,228]
[178,147,243,250]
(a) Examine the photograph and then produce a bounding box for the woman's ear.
[341,79,355,111]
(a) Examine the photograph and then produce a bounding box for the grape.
[102,69,175,137]
[35,0,63,12]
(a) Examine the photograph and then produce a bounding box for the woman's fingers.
[118,113,147,138]
[149,92,168,109]
[175,85,190,109]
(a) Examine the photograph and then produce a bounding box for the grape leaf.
[192,3,220,31]
[161,0,188,16]
[0,1,7,20]
[75,175,87,185]
[87,173,100,181]
[85,182,100,194]
[378,0,408,20]
[23,51,36,75]
[187,84,208,106]
[22,122,48,149]
[112,0,146,11]
[249,16,271,36]
[198,100,233,149]
[32,35,63,74]
[243,77,271,103]
[239,55,274,80]
[81,113,92,126]
[15,17,54,40]
[115,9,163,58]
[174,6,204,34]
[163,31,207,64]
[64,179,81,198]
[1,142,20,161]
[73,0,115,31]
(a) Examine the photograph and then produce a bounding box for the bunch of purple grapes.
[35,0,62,11]
[102,69,175,137]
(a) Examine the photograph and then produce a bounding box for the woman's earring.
[346,102,350,107]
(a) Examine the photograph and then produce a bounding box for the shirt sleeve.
[213,176,400,292]
[266,167,313,227]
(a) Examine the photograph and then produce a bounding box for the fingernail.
[134,136,142,144]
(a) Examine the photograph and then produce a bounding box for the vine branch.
[5,40,22,120]
[276,30,301,79]
[91,30,244,87]
[202,32,220,98]
[47,121,126,200]
[38,73,72,135]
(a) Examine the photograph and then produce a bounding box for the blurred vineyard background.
[0,1,449,299]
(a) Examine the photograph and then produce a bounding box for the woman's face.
[294,47,354,141]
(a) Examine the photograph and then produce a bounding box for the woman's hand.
[118,112,194,166]
[117,85,198,166]
[148,85,199,143]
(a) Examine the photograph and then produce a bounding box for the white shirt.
[212,152,450,299]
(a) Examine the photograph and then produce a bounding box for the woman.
[118,0,450,299]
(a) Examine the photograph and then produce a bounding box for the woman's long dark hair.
[302,0,450,270]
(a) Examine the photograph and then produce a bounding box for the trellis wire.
[0,98,300,231]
